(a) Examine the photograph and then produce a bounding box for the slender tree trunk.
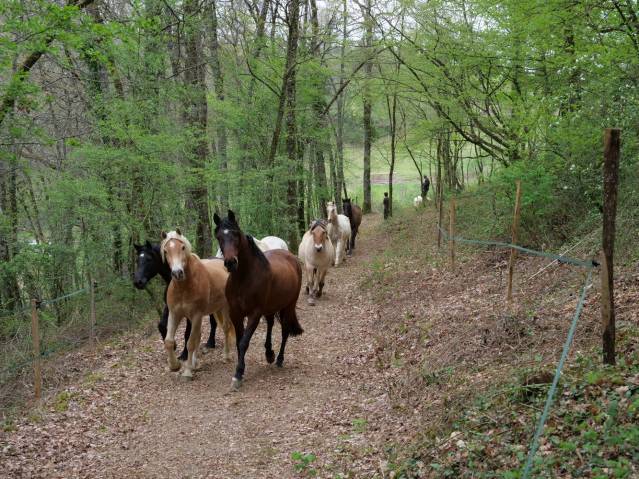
[184,0,212,256]
[209,0,228,211]
[334,0,348,212]
[361,0,373,213]
[388,94,397,217]
[284,0,301,245]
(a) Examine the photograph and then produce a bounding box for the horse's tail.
[287,312,304,336]
[281,305,303,336]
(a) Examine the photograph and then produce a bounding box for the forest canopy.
[1,0,638,316]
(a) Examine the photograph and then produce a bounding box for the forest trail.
[1,212,401,478]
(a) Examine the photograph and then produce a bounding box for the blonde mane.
[160,230,193,262]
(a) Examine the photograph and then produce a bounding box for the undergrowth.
[388,329,639,478]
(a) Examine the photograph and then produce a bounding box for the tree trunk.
[362,0,373,213]
[209,0,229,211]
[284,0,301,245]
[184,0,212,257]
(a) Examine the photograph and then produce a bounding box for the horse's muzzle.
[314,244,323,252]
[133,277,147,289]
[224,257,239,272]
[171,269,185,281]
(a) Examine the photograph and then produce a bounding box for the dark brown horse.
[214,210,303,389]
[342,198,362,253]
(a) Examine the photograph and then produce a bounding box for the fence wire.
[435,217,598,477]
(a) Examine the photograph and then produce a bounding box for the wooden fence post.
[506,180,522,301]
[89,278,97,345]
[602,128,621,365]
[449,197,456,269]
[30,299,42,400]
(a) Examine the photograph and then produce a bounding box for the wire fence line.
[434,218,598,477]
[0,272,153,404]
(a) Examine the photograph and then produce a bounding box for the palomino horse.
[342,198,363,253]
[214,210,303,389]
[298,220,335,305]
[161,230,235,379]
[326,201,351,266]
[133,241,217,360]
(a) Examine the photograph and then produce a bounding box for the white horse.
[326,201,351,266]
[298,220,334,305]
[413,195,423,207]
[216,234,288,258]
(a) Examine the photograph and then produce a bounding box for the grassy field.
[343,136,488,211]
[343,136,431,211]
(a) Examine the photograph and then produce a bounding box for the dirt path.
[1,213,393,478]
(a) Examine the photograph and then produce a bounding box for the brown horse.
[161,230,235,380]
[342,198,362,253]
[214,210,303,389]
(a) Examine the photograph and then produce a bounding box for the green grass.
[343,136,489,211]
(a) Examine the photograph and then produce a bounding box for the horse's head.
[133,240,159,289]
[214,210,242,273]
[342,198,352,217]
[160,229,192,281]
[310,220,328,252]
[326,201,337,220]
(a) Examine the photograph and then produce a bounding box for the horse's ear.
[161,231,167,239]
[145,240,152,248]
[228,209,236,224]
[176,227,182,236]
[133,243,141,252]
[213,213,221,226]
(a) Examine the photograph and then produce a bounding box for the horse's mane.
[160,230,193,262]
[246,235,269,267]
[342,198,352,217]
[311,219,327,232]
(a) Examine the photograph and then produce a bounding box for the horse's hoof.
[205,342,216,350]
[169,363,181,372]
[181,371,193,381]
[307,297,316,306]
[265,350,275,364]
[276,359,284,368]
[231,377,242,391]
[316,291,323,298]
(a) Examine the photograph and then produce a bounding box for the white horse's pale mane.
[160,230,193,262]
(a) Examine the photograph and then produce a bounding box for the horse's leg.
[182,315,202,380]
[178,318,191,361]
[334,239,341,266]
[276,308,297,368]
[232,313,260,389]
[164,311,181,372]
[305,264,316,305]
[317,267,327,298]
[205,314,217,349]
[219,308,235,362]
[158,305,168,340]
[264,315,275,364]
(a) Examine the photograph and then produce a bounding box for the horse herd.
[133,199,363,389]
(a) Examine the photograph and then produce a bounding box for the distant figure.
[421,176,430,199]
[413,195,423,208]
[383,192,390,219]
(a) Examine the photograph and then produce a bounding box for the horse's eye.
[181,245,185,250]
